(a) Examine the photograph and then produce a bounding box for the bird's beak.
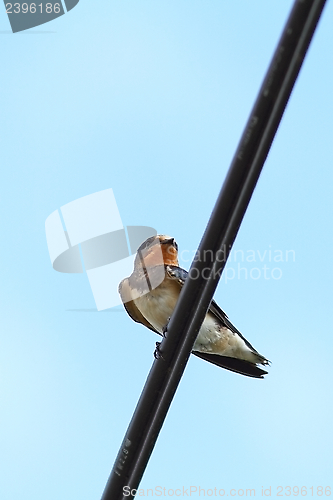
[161,238,178,252]
[161,238,175,245]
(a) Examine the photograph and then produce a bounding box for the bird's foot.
[154,341,164,360]
[162,317,171,338]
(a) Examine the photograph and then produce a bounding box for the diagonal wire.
[101,1,328,498]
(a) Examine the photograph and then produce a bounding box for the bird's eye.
[174,241,178,251]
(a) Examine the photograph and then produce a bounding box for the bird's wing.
[209,298,261,354]
[119,278,160,335]
[167,264,258,349]
[166,265,237,329]
[166,265,268,379]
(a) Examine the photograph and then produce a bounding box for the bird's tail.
[192,352,268,379]
[251,350,270,367]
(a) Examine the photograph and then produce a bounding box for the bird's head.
[134,234,179,270]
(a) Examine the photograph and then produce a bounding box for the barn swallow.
[119,235,269,378]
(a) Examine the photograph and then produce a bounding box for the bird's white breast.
[134,282,259,363]
[133,281,178,333]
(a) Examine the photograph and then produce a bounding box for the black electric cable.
[101,1,327,498]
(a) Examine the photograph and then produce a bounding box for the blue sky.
[1,1,333,498]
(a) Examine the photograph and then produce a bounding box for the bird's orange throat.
[161,245,179,266]
[138,244,179,269]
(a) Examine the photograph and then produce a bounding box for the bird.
[118,234,269,378]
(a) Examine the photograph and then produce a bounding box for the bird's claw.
[154,341,164,360]
[162,317,171,338]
